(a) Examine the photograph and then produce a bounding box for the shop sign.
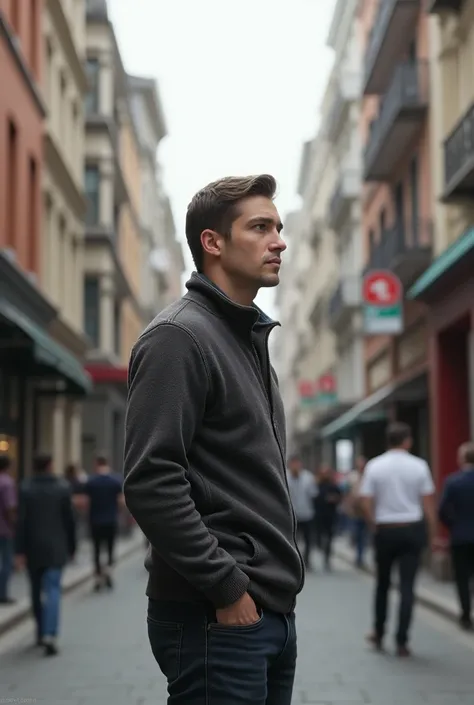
[362,270,403,335]
[298,374,337,407]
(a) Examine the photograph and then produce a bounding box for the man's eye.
[254,224,266,231]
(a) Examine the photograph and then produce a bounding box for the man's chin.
[259,273,280,288]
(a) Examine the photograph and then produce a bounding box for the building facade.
[321,0,434,462]
[128,76,184,316]
[408,0,474,572]
[325,0,365,411]
[81,0,135,472]
[0,1,90,479]
[81,0,182,472]
[39,0,91,472]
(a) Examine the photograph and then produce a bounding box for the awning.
[320,367,428,440]
[408,226,474,302]
[0,299,92,395]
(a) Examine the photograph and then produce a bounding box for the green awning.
[408,226,474,300]
[0,299,92,395]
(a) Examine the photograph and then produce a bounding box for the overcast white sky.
[108,0,336,314]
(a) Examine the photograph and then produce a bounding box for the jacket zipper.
[252,327,305,597]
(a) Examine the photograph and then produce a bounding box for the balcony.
[364,219,432,287]
[364,0,421,95]
[427,0,463,12]
[364,61,428,181]
[443,103,474,200]
[328,169,360,231]
[328,276,362,332]
[326,72,361,142]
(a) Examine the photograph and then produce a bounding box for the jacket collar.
[184,272,279,333]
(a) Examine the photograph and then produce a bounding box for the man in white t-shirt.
[359,422,436,657]
[287,456,317,570]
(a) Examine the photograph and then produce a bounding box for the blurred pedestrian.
[346,456,368,569]
[0,454,17,605]
[81,454,124,592]
[287,455,317,570]
[314,465,341,571]
[124,175,302,705]
[359,422,436,657]
[15,454,76,656]
[438,441,474,631]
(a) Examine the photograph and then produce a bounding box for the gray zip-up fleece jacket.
[123,273,304,614]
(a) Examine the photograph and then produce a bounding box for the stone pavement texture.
[0,551,473,705]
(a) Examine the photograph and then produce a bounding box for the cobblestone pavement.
[0,550,473,705]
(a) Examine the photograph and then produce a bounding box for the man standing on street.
[0,455,17,605]
[359,422,436,657]
[124,175,304,705]
[15,454,76,656]
[439,442,474,631]
[314,465,341,571]
[287,455,316,570]
[81,455,124,592]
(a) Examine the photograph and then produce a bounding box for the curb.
[333,543,459,624]
[0,532,143,638]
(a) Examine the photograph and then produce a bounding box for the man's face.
[289,459,302,476]
[218,196,286,289]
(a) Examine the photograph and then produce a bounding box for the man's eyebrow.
[247,216,284,232]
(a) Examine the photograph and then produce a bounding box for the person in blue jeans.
[124,175,303,704]
[15,454,76,656]
[0,454,17,604]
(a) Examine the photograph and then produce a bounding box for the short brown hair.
[459,442,474,465]
[386,422,412,448]
[185,174,277,271]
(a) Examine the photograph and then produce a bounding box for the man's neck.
[203,270,258,307]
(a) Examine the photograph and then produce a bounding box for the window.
[85,58,100,114]
[113,301,121,357]
[84,277,100,347]
[410,156,419,243]
[84,166,100,225]
[30,0,37,75]
[28,157,37,271]
[6,121,17,249]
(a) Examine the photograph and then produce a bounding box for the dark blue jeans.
[353,519,368,566]
[0,536,14,600]
[28,567,62,640]
[147,599,297,704]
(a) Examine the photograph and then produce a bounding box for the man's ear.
[201,229,223,259]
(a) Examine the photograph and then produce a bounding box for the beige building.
[127,76,184,317]
[81,0,182,472]
[81,0,139,472]
[276,127,340,465]
[406,0,474,566]
[38,0,91,472]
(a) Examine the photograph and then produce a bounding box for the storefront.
[408,227,474,572]
[0,253,92,478]
[82,364,128,475]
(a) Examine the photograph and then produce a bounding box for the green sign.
[363,303,403,335]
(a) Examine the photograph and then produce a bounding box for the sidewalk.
[334,536,460,622]
[0,528,144,636]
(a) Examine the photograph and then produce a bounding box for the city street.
[0,551,473,705]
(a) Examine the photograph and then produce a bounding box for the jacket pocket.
[238,533,261,566]
[147,618,183,682]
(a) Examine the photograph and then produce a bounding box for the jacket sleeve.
[123,322,250,609]
[15,485,27,556]
[438,478,454,528]
[62,486,77,558]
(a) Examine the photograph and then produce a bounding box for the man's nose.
[270,236,287,253]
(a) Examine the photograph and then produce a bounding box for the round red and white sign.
[362,270,402,306]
